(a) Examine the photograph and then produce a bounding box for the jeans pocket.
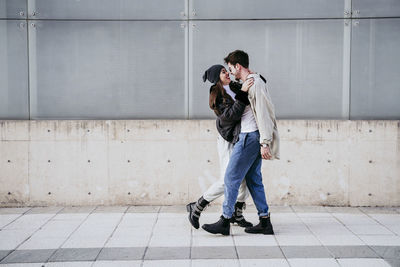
[242,133,248,148]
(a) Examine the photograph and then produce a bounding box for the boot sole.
[244,229,274,235]
[201,225,230,236]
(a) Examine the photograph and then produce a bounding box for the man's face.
[227,63,240,80]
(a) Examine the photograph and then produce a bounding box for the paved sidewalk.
[0,205,399,267]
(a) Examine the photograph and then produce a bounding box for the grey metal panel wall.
[350,18,400,119]
[189,20,346,119]
[0,0,399,120]
[0,20,29,119]
[352,0,400,18]
[29,21,187,119]
[189,0,346,19]
[27,0,187,20]
[0,0,26,19]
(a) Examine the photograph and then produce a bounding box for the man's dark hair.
[224,50,249,68]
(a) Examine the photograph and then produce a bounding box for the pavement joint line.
[341,210,398,262]
[276,206,292,266]
[189,223,193,267]
[323,207,341,266]
[140,206,161,267]
[358,206,399,236]
[92,206,129,265]
[0,207,65,264]
[0,207,34,262]
[329,210,370,248]
[230,225,240,266]
[43,205,98,264]
[1,207,34,230]
[289,205,336,259]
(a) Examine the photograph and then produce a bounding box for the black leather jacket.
[210,75,267,144]
[210,81,249,144]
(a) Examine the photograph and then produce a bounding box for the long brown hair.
[209,80,229,116]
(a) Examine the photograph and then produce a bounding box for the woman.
[186,64,254,229]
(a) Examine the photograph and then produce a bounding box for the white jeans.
[203,135,250,203]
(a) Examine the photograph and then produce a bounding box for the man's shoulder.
[249,73,266,84]
[253,76,267,88]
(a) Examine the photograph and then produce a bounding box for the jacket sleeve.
[216,97,247,122]
[249,80,275,145]
[229,81,242,93]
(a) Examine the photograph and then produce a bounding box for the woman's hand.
[241,78,254,92]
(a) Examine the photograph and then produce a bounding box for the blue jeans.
[222,130,269,218]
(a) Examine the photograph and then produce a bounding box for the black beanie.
[202,64,224,84]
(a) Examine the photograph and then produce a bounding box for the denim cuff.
[222,213,232,219]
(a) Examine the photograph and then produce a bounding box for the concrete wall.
[0,120,399,207]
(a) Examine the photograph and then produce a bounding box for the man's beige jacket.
[247,73,280,160]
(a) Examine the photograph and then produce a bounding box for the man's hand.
[261,146,272,160]
[241,78,254,92]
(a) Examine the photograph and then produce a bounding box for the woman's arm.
[216,98,246,122]
[212,78,254,122]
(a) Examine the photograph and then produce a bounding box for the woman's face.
[219,68,231,85]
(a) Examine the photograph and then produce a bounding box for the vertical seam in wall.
[348,0,353,120]
[186,0,190,119]
[26,0,30,120]
[342,0,352,121]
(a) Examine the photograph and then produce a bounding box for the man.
[202,50,280,235]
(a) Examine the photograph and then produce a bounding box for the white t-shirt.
[223,84,236,100]
[241,105,258,133]
[224,84,258,133]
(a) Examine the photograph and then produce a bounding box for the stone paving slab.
[1,249,56,263]
[236,246,284,259]
[126,206,161,213]
[159,205,187,213]
[94,261,141,267]
[0,208,31,214]
[191,246,237,259]
[280,246,333,258]
[142,259,191,267]
[59,206,97,214]
[0,205,399,266]
[240,258,290,267]
[385,258,400,267]
[192,259,239,267]
[325,207,363,214]
[360,207,400,214]
[0,246,399,264]
[25,207,64,214]
[337,258,391,267]
[0,250,11,262]
[97,247,145,260]
[144,247,190,260]
[327,246,379,258]
[372,246,400,259]
[48,248,101,262]
[93,206,128,213]
[292,206,328,213]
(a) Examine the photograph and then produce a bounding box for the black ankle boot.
[244,213,274,235]
[186,196,209,229]
[230,202,253,228]
[202,215,230,235]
